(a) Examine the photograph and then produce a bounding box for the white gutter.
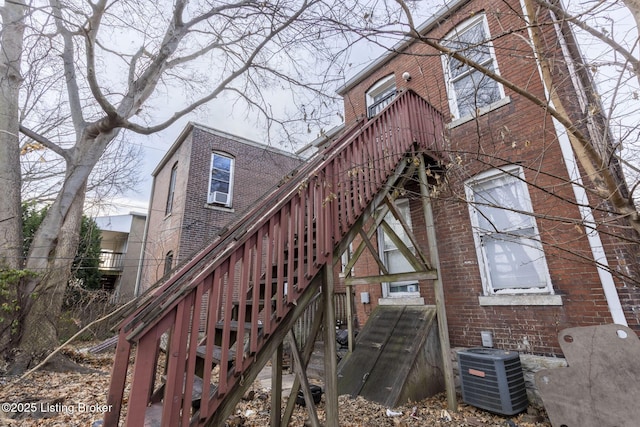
[521,0,627,325]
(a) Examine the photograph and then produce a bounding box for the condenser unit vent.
[458,348,528,416]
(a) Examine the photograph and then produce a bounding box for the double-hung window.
[442,14,505,119]
[208,152,234,207]
[365,74,397,118]
[465,166,552,295]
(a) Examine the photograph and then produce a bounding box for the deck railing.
[104,90,444,427]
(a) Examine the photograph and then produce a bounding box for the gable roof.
[152,122,301,176]
[336,0,468,95]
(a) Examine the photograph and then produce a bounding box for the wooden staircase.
[103,90,445,427]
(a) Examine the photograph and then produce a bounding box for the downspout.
[521,0,628,325]
[134,179,155,297]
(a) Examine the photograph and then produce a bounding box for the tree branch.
[19,124,70,160]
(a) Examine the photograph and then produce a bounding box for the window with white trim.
[365,74,397,118]
[208,152,234,207]
[465,166,553,295]
[165,162,178,215]
[442,14,505,119]
[378,199,419,296]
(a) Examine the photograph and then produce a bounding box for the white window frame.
[365,74,397,118]
[441,14,506,120]
[208,152,234,207]
[165,162,178,215]
[377,199,420,298]
[465,165,553,296]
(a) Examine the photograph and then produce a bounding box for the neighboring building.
[138,123,303,291]
[334,0,640,356]
[95,212,147,302]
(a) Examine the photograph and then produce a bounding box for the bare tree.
[0,0,355,372]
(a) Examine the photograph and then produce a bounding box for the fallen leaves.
[0,343,551,427]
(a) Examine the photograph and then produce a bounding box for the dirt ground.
[0,344,551,426]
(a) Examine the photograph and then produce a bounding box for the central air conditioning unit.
[209,191,229,205]
[458,348,528,416]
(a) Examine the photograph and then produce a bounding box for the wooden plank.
[384,196,432,270]
[345,270,438,286]
[323,260,339,426]
[379,220,425,272]
[358,228,389,275]
[281,296,325,426]
[104,332,131,427]
[359,307,436,406]
[270,344,283,427]
[288,331,321,427]
[336,306,404,398]
[418,153,457,412]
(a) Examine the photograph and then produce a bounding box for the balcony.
[99,251,125,272]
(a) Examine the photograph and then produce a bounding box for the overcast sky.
[93,0,638,217]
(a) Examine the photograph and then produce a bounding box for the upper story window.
[442,14,505,120]
[164,250,174,276]
[365,74,397,118]
[208,152,234,207]
[465,166,553,295]
[165,162,178,215]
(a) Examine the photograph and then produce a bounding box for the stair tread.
[195,344,236,363]
[144,402,163,427]
[161,373,216,401]
[215,320,263,331]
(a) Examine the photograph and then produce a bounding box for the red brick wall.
[341,0,640,355]
[140,132,192,289]
[141,126,303,290]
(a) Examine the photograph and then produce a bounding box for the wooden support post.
[323,260,339,426]
[418,154,457,411]
[270,344,283,427]
[346,282,354,353]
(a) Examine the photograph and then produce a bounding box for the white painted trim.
[379,297,425,306]
[447,96,511,128]
[520,0,627,326]
[478,295,562,306]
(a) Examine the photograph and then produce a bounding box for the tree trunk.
[10,183,86,373]
[0,1,25,268]
[0,0,26,353]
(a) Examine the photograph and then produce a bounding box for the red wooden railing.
[103,90,444,427]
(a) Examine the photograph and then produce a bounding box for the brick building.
[334,0,640,356]
[138,123,303,291]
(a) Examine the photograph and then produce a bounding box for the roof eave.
[336,0,469,95]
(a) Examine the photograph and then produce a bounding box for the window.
[366,74,397,118]
[378,199,419,296]
[442,14,504,119]
[165,162,178,215]
[164,251,174,276]
[465,166,552,295]
[208,152,234,207]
